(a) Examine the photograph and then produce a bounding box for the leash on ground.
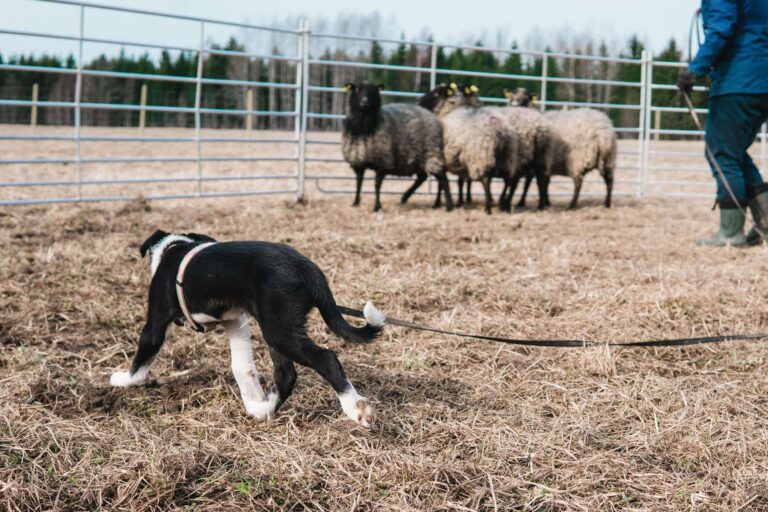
[338,306,767,348]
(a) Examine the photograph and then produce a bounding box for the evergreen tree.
[369,40,385,84]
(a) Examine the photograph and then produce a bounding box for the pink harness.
[175,242,216,332]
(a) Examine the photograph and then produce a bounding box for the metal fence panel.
[0,0,751,206]
[0,0,303,204]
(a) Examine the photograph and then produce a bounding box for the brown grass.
[2,190,768,511]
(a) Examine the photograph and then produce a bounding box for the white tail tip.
[363,301,386,327]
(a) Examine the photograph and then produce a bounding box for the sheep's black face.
[345,82,382,115]
[504,87,533,107]
[418,84,450,112]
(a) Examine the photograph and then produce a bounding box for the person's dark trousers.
[705,93,768,208]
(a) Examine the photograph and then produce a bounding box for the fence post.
[30,83,39,130]
[296,19,309,202]
[139,83,147,132]
[540,53,548,113]
[246,88,254,132]
[654,110,661,142]
[429,43,438,90]
[194,22,205,197]
[74,5,84,201]
[641,51,654,198]
[636,50,647,197]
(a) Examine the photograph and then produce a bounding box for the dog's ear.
[183,232,217,244]
[139,229,169,258]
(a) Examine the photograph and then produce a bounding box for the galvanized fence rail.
[0,0,303,205]
[0,0,763,206]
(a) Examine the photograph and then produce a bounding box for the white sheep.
[419,84,518,215]
[506,88,617,209]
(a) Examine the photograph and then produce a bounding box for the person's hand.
[677,71,697,95]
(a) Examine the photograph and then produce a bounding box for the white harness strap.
[175,242,216,332]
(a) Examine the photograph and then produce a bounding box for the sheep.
[341,82,453,212]
[419,84,518,215]
[507,88,617,209]
[458,85,552,211]
[505,87,536,108]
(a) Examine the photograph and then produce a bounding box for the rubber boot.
[746,191,768,245]
[696,207,747,247]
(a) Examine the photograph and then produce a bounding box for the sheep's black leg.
[505,173,523,212]
[352,167,365,207]
[569,176,583,209]
[438,174,453,211]
[500,181,509,209]
[432,179,443,208]
[466,179,474,204]
[457,177,465,207]
[603,171,613,208]
[401,172,427,204]
[481,176,493,215]
[518,173,534,208]
[373,170,385,212]
[536,171,551,209]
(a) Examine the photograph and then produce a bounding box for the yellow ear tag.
[447,89,454,96]
[343,84,352,92]
[470,85,479,93]
[450,82,458,90]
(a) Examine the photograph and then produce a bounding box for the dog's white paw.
[110,371,144,387]
[350,398,374,428]
[340,390,374,428]
[244,393,278,421]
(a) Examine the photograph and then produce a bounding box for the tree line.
[0,33,703,137]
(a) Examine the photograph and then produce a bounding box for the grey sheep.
[418,84,518,215]
[507,88,617,209]
[341,82,453,212]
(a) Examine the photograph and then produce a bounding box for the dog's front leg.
[225,315,276,420]
[111,319,169,387]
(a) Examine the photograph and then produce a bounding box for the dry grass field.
[2,126,768,511]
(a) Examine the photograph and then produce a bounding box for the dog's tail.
[300,260,385,343]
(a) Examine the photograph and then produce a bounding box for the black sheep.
[342,82,453,212]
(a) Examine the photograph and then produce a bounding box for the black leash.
[338,306,767,348]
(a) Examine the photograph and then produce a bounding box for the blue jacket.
[689,0,768,96]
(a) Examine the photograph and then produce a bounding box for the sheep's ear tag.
[446,88,454,97]
[343,83,353,92]
[470,85,479,93]
[449,82,458,90]
[503,88,513,99]
[532,95,539,103]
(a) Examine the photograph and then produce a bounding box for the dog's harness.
[175,242,216,333]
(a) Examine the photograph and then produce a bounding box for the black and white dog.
[110,230,386,427]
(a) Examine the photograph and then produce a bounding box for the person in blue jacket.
[678,0,768,246]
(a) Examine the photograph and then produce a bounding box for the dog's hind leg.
[225,315,273,420]
[273,328,374,428]
[110,319,170,387]
[268,348,297,414]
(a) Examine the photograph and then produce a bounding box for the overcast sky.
[1,0,701,59]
